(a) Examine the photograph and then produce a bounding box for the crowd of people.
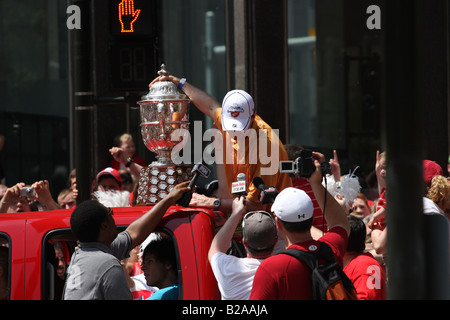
[0,132,142,214]
[0,74,449,300]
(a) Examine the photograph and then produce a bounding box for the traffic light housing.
[92,0,158,96]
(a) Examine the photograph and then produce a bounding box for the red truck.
[0,205,227,300]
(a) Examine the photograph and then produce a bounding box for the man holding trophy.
[111,64,291,211]
[149,69,292,213]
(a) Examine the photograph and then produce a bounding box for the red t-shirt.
[249,226,348,300]
[292,178,327,232]
[343,252,386,300]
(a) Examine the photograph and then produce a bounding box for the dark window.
[0,233,11,300]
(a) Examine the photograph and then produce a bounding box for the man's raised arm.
[150,75,221,119]
[125,181,190,248]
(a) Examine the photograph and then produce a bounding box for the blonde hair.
[426,175,450,207]
[114,133,134,148]
[120,133,133,144]
[57,188,71,203]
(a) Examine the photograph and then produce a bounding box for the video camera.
[280,149,331,178]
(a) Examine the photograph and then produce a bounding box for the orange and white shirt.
[213,108,292,203]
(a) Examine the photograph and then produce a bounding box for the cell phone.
[20,187,36,198]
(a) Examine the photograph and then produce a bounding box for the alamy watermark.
[366,264,383,290]
[66,4,381,31]
[367,5,381,30]
[66,5,81,30]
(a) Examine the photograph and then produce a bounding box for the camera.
[20,187,36,198]
[280,149,331,178]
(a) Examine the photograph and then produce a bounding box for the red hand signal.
[118,0,141,33]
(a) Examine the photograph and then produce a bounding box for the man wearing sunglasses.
[208,196,278,300]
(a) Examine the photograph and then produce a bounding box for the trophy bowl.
[135,64,193,205]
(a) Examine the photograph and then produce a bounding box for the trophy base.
[135,163,193,206]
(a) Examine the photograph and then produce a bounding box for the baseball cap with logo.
[96,167,122,190]
[221,89,255,131]
[271,187,314,222]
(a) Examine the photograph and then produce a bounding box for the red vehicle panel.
[0,205,227,300]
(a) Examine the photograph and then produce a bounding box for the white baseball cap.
[221,90,255,131]
[271,187,314,222]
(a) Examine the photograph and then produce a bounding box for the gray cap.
[242,211,277,251]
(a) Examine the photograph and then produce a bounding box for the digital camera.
[20,187,36,198]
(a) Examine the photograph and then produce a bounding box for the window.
[287,0,317,148]
[41,229,77,300]
[0,0,70,194]
[287,0,383,197]
[0,233,11,300]
[158,0,226,183]
[41,227,181,300]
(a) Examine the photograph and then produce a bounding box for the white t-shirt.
[423,197,445,216]
[210,252,263,300]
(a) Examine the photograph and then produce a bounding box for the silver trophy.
[136,64,193,205]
